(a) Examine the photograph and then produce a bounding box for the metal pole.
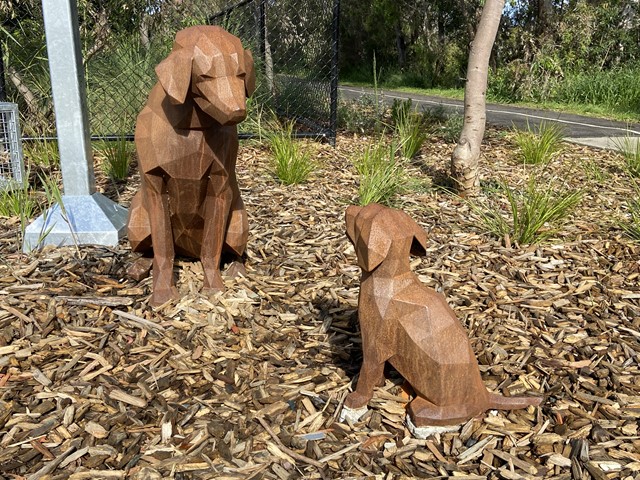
[24,0,127,252]
[0,40,7,102]
[41,0,94,195]
[329,0,340,147]
[259,0,266,65]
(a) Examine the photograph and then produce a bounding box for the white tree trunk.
[451,0,505,195]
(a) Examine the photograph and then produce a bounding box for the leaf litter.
[0,131,638,479]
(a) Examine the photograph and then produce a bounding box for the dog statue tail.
[487,392,542,410]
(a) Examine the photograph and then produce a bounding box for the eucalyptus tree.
[451,0,505,195]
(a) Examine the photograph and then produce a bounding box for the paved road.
[339,86,640,150]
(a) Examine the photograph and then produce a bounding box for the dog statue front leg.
[144,174,178,306]
[201,178,233,292]
[345,350,386,409]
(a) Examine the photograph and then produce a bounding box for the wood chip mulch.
[0,131,639,479]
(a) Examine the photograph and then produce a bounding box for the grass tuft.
[268,122,315,185]
[513,121,565,165]
[393,100,427,159]
[440,113,464,143]
[354,138,408,206]
[96,135,133,181]
[619,183,640,241]
[612,136,640,178]
[473,174,582,245]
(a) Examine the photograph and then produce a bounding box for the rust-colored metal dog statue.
[343,203,541,431]
[127,26,256,306]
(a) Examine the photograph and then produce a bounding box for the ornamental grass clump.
[474,174,582,246]
[514,121,564,165]
[268,122,315,185]
[97,134,133,181]
[354,138,408,206]
[619,184,640,241]
[393,102,427,159]
[613,136,640,178]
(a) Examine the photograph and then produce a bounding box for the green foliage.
[96,135,133,181]
[23,139,60,168]
[619,194,640,242]
[241,98,280,142]
[613,137,640,178]
[473,175,582,246]
[354,138,408,206]
[86,36,160,136]
[338,94,387,134]
[440,114,464,143]
[0,182,38,220]
[268,122,315,185]
[513,122,564,165]
[392,100,427,159]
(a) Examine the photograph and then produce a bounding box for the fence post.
[0,39,6,102]
[23,0,127,252]
[329,0,340,146]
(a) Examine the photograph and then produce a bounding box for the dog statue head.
[345,203,428,272]
[155,25,256,125]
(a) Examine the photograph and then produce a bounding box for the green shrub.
[393,103,427,159]
[613,136,640,178]
[24,139,59,168]
[513,122,564,165]
[354,138,407,206]
[268,122,315,185]
[96,135,133,181]
[440,113,464,143]
[619,195,640,241]
[338,94,387,134]
[473,175,582,245]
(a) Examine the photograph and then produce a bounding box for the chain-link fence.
[0,0,339,144]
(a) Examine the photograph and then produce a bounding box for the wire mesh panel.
[0,102,25,189]
[1,0,339,143]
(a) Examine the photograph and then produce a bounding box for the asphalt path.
[339,86,640,150]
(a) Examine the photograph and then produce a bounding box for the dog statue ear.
[155,48,192,104]
[401,211,428,257]
[410,227,428,257]
[243,49,256,98]
[358,223,391,272]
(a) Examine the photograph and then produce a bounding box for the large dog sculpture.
[343,203,542,429]
[127,26,255,306]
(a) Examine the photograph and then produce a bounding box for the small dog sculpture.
[127,26,255,306]
[344,203,541,427]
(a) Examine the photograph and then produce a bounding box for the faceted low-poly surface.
[127,26,255,306]
[344,203,542,427]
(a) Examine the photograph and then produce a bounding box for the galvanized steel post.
[23,0,127,251]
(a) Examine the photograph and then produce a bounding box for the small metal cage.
[0,102,25,190]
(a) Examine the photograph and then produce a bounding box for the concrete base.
[23,193,128,252]
[406,415,461,439]
[339,405,369,424]
[566,136,640,152]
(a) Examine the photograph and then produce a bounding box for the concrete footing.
[405,415,461,439]
[23,193,128,252]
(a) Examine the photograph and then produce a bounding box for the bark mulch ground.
[0,131,639,479]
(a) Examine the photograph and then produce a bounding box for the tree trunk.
[451,0,505,196]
